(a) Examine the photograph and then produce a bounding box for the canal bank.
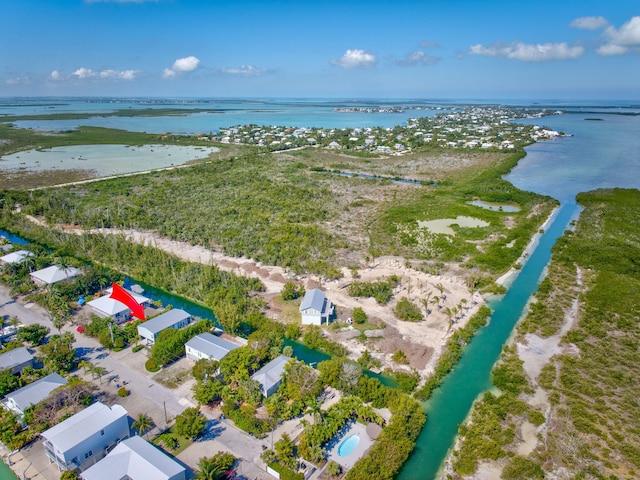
[398,202,579,480]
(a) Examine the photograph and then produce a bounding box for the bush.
[268,462,304,480]
[352,307,367,324]
[132,345,144,353]
[392,350,409,365]
[501,456,544,479]
[117,387,129,397]
[394,297,422,322]
[145,359,160,372]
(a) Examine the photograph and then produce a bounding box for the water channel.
[398,111,640,479]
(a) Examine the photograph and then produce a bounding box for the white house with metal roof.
[80,435,185,480]
[30,265,80,286]
[0,346,34,374]
[0,249,33,265]
[41,402,130,472]
[299,288,334,325]
[87,288,150,323]
[251,355,291,397]
[3,372,67,421]
[185,332,239,362]
[137,309,191,345]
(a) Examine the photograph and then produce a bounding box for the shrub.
[394,297,422,322]
[501,456,544,479]
[117,387,129,397]
[352,307,367,324]
[392,350,409,365]
[145,359,160,372]
[132,345,144,353]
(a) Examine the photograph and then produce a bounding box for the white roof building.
[87,288,150,323]
[30,265,80,286]
[80,436,185,480]
[137,309,191,345]
[251,355,291,397]
[41,402,130,472]
[185,332,239,362]
[0,347,34,374]
[0,250,33,265]
[300,288,334,325]
[3,372,67,419]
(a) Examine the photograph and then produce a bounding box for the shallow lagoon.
[418,216,489,235]
[0,144,219,177]
[467,200,521,212]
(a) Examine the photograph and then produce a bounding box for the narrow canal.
[397,202,578,479]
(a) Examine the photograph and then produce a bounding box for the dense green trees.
[150,319,212,366]
[195,452,235,480]
[175,407,206,440]
[39,332,77,373]
[16,323,50,346]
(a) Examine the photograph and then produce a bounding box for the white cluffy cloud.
[598,16,640,56]
[221,65,269,76]
[163,56,200,78]
[468,42,584,61]
[569,16,610,30]
[331,49,377,68]
[5,76,34,86]
[69,67,139,80]
[570,15,640,56]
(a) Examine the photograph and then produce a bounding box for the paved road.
[0,285,189,419]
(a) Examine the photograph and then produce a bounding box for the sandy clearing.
[30,217,484,378]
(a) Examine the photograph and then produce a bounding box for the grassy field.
[1,127,555,279]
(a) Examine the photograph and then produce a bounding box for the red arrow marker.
[109,283,146,320]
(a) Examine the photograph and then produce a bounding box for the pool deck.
[326,422,372,470]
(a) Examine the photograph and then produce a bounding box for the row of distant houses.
[0,249,81,286]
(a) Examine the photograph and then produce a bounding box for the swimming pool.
[337,434,360,457]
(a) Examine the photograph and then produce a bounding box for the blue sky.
[2,0,639,99]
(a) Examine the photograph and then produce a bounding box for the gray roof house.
[300,288,334,325]
[30,265,80,286]
[251,355,291,397]
[0,347,34,375]
[80,435,185,480]
[137,309,191,345]
[185,332,239,362]
[41,402,130,472]
[3,372,67,419]
[87,288,150,324]
[0,250,33,265]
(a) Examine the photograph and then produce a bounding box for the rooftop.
[81,435,185,480]
[139,309,190,335]
[41,402,128,453]
[3,372,67,414]
[87,287,150,317]
[300,288,326,312]
[0,347,33,371]
[185,332,239,361]
[30,265,80,284]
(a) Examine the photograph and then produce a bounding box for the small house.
[251,355,291,398]
[0,347,34,375]
[30,265,80,286]
[3,372,67,421]
[185,332,239,362]
[0,250,33,265]
[137,309,191,345]
[87,288,150,324]
[80,435,185,480]
[41,402,130,472]
[300,288,334,325]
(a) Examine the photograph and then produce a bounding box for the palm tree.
[195,457,227,480]
[132,413,153,438]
